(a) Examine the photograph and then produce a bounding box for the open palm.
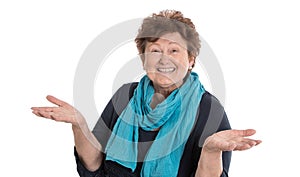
[203,129,262,152]
[31,95,84,126]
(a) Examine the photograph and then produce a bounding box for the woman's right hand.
[31,95,84,127]
[32,95,103,170]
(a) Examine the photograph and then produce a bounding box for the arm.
[195,129,262,177]
[31,95,103,171]
[72,119,103,171]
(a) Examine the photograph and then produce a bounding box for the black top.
[74,83,232,177]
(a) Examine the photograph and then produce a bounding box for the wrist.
[196,148,222,177]
[202,135,223,153]
[72,117,88,131]
[201,147,222,159]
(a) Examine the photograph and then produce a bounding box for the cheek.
[175,57,190,71]
[143,56,157,70]
[180,61,189,70]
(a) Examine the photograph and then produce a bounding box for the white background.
[1,0,299,176]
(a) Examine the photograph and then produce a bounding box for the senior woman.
[31,10,261,177]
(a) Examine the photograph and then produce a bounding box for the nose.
[159,53,171,65]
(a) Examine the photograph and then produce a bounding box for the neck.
[150,82,182,110]
[152,72,191,97]
[153,81,182,98]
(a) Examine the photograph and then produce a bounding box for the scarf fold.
[105,72,205,177]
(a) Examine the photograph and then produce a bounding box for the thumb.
[46,95,69,107]
[238,129,257,137]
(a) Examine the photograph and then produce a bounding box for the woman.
[31,10,261,177]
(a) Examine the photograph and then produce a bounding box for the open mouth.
[157,67,176,73]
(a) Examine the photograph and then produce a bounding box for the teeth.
[157,68,175,73]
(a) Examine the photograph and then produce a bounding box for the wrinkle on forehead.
[147,32,188,50]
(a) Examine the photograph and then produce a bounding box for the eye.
[171,48,179,53]
[151,49,162,53]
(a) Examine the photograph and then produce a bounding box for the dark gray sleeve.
[178,92,231,177]
[198,93,232,177]
[92,82,137,149]
[218,112,232,177]
[74,83,138,177]
[74,147,105,177]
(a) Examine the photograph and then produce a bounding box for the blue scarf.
[105,72,205,177]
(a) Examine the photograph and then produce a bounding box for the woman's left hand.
[203,129,262,153]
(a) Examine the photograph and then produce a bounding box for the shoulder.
[196,91,231,145]
[199,91,224,111]
[112,82,139,101]
[111,82,139,115]
[92,82,139,146]
[113,82,138,98]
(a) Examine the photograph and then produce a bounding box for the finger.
[48,113,75,124]
[38,111,64,121]
[243,129,257,136]
[235,144,252,151]
[32,110,43,117]
[231,129,257,137]
[49,113,62,121]
[32,109,52,118]
[225,141,238,151]
[34,110,53,119]
[255,140,262,145]
[241,138,259,147]
[243,138,262,144]
[32,108,74,124]
[234,139,261,151]
[31,107,60,112]
[46,95,70,108]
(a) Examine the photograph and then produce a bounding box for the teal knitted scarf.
[105,72,205,177]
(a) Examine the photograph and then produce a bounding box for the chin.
[148,72,184,88]
[156,82,174,88]
[154,77,181,88]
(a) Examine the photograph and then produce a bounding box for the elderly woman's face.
[143,32,193,89]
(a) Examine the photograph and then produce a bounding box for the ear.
[188,56,195,68]
[141,57,146,70]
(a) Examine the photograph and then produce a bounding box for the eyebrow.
[149,41,182,47]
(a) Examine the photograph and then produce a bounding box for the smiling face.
[143,32,194,91]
